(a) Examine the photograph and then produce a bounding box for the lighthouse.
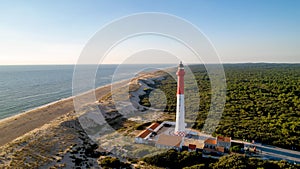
[174,61,186,136]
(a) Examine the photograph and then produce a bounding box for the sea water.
[0,64,173,120]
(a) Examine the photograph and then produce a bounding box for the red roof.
[204,138,217,145]
[136,123,160,138]
[188,144,196,150]
[137,129,151,138]
[148,122,160,130]
[217,136,231,143]
[216,146,225,153]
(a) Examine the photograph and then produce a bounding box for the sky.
[0,0,299,65]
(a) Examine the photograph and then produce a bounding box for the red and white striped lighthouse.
[174,61,186,136]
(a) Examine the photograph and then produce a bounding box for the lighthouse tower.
[174,61,186,136]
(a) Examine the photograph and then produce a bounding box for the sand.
[0,84,113,147]
[0,70,171,167]
[0,71,167,147]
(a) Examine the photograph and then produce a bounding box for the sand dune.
[0,84,112,146]
[0,71,166,147]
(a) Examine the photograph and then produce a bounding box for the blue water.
[0,64,173,120]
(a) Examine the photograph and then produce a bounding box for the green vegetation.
[210,154,299,169]
[139,63,300,150]
[143,149,215,168]
[142,149,300,169]
[99,156,131,169]
[219,64,300,150]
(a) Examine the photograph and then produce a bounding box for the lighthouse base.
[174,131,186,137]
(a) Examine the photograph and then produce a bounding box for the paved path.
[232,140,300,164]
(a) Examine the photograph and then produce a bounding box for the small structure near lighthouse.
[174,61,186,136]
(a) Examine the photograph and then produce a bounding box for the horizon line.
[1,62,300,66]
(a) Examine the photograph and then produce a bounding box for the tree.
[211,154,247,169]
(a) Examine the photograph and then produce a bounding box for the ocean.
[0,64,173,120]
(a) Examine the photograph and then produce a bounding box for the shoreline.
[0,77,134,124]
[0,83,114,146]
[0,70,166,147]
[0,97,73,124]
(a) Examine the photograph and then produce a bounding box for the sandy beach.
[0,84,113,146]
[0,70,165,147]
[0,71,167,168]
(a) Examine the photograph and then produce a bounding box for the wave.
[16,90,70,101]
